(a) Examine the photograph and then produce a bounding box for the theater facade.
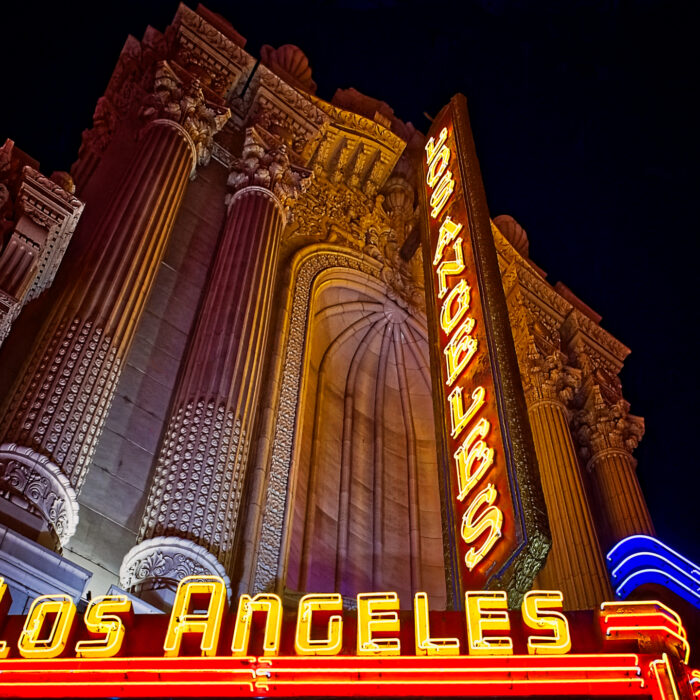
[0,4,696,698]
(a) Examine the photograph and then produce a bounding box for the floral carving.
[0,443,79,549]
[120,536,231,597]
[522,346,581,407]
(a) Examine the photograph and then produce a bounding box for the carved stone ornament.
[0,443,79,549]
[120,535,231,598]
[140,61,230,167]
[226,127,312,219]
[522,345,581,407]
[573,385,645,465]
[260,44,317,95]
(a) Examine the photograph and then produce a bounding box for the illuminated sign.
[419,95,549,598]
[607,535,700,610]
[0,576,697,698]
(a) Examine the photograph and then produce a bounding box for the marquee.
[0,575,697,698]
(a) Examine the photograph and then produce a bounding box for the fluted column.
[121,127,310,597]
[574,385,654,552]
[0,62,229,548]
[524,349,611,608]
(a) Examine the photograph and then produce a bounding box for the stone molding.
[0,443,79,549]
[120,535,231,597]
[226,127,312,220]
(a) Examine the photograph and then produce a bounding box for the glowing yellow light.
[163,575,227,658]
[430,171,455,219]
[465,591,513,656]
[75,594,132,659]
[461,483,503,571]
[439,279,471,335]
[426,145,451,188]
[0,577,10,659]
[522,591,571,655]
[448,385,485,439]
[444,318,478,386]
[455,421,494,502]
[425,127,448,166]
[432,217,463,266]
[294,594,343,656]
[356,592,401,656]
[437,238,465,299]
[18,594,76,659]
[413,592,460,656]
[231,593,282,657]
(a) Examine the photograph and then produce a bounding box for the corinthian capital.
[226,127,312,217]
[523,345,581,407]
[141,61,230,167]
[573,384,644,464]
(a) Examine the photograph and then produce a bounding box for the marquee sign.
[0,576,697,698]
[419,94,549,600]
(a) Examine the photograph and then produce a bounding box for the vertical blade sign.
[420,96,548,598]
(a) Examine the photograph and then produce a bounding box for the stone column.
[120,128,309,599]
[0,62,229,549]
[523,349,611,608]
[574,384,654,552]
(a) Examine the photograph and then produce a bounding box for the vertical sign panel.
[419,95,550,605]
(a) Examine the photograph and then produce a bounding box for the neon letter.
[295,593,343,656]
[522,590,571,655]
[357,592,400,656]
[437,239,466,299]
[18,595,76,659]
[414,592,459,656]
[163,575,227,657]
[449,385,485,439]
[465,591,512,656]
[76,595,132,658]
[231,593,282,657]
[461,483,503,571]
[433,217,463,265]
[427,145,451,188]
[0,577,10,658]
[440,279,471,335]
[430,171,455,218]
[425,127,448,166]
[455,419,494,501]
[444,318,477,386]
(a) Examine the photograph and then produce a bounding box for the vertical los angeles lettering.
[425,125,504,574]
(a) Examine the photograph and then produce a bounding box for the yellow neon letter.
[295,593,343,656]
[414,592,459,656]
[465,591,512,656]
[425,127,448,166]
[444,318,478,386]
[522,590,571,655]
[439,279,471,335]
[76,595,132,658]
[433,217,463,265]
[437,239,465,299]
[426,145,451,188]
[430,171,455,219]
[231,593,282,657]
[163,575,227,657]
[455,419,494,502]
[18,595,76,659]
[461,483,503,571]
[356,592,400,656]
[448,385,485,439]
[0,577,10,658]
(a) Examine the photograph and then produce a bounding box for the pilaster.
[0,63,229,549]
[123,126,310,597]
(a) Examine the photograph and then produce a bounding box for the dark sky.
[1,0,698,562]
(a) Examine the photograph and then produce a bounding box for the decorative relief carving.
[120,536,231,597]
[252,249,383,593]
[0,316,121,490]
[523,346,581,408]
[0,443,79,549]
[226,127,312,218]
[141,62,230,167]
[573,384,644,465]
[138,400,246,570]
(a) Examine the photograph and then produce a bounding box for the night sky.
[1,1,698,561]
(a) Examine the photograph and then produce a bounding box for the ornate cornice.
[120,535,231,598]
[0,443,79,550]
